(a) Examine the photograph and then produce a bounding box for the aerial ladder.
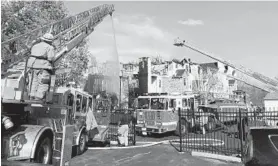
[174,38,278,93]
[1,4,114,103]
[1,4,115,166]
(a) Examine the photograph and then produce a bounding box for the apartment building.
[138,57,202,94]
[199,62,237,98]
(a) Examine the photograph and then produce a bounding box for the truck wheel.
[77,131,87,155]
[34,137,52,164]
[175,119,189,136]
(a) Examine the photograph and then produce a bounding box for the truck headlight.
[137,120,144,124]
[10,133,27,157]
[156,122,162,127]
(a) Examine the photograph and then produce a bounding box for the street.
[70,144,242,166]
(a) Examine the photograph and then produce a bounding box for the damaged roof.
[174,69,186,78]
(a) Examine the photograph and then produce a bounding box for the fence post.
[239,108,244,161]
[178,108,182,152]
[133,110,136,145]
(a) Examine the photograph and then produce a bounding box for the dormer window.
[224,65,228,73]
[232,70,236,76]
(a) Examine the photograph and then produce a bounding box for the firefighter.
[27,33,55,100]
[117,109,132,146]
[86,98,99,141]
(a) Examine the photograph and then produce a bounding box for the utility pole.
[119,70,123,109]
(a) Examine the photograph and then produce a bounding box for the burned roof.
[174,69,186,78]
[199,62,218,72]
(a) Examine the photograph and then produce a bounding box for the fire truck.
[1,4,115,165]
[135,93,199,136]
[135,92,250,136]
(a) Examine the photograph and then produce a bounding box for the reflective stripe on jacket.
[27,42,55,69]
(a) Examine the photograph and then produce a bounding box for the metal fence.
[106,109,136,146]
[174,108,278,160]
[93,108,136,147]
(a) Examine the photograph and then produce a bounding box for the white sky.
[64,1,278,78]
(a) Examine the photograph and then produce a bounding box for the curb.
[191,151,242,163]
[87,138,224,150]
[87,141,164,150]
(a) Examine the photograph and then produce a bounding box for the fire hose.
[87,138,224,150]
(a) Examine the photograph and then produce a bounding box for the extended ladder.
[1,4,115,73]
[1,4,115,103]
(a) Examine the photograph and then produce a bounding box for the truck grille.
[144,111,155,120]
[146,121,155,126]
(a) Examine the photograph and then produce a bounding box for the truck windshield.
[138,98,150,109]
[96,100,108,110]
[151,98,168,110]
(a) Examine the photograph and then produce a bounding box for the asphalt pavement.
[69,144,243,166]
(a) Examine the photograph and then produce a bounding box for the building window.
[229,80,235,87]
[159,80,161,88]
[182,99,188,107]
[169,99,176,108]
[184,78,187,86]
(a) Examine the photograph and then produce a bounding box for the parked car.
[244,127,278,166]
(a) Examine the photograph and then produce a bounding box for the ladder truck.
[173,38,278,93]
[1,4,115,165]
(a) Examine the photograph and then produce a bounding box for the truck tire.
[77,131,87,155]
[34,137,52,164]
[175,119,189,136]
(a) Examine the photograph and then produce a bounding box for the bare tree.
[199,67,223,104]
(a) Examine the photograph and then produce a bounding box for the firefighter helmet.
[41,33,54,42]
